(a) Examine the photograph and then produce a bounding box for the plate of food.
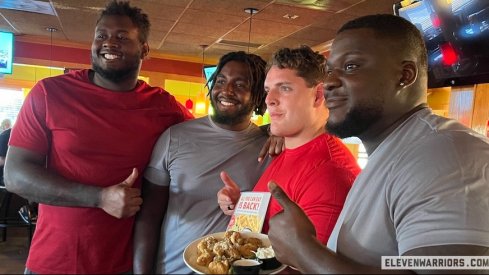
[183,231,287,274]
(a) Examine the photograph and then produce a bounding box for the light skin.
[217,65,327,213]
[133,59,280,274]
[267,28,489,274]
[3,14,147,218]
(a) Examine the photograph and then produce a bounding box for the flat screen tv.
[0,31,14,74]
[395,0,489,88]
[203,65,217,88]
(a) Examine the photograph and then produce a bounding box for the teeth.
[220,101,235,106]
[104,54,120,60]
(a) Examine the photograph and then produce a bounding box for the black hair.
[97,1,150,43]
[207,51,267,116]
[338,14,428,71]
[267,45,327,87]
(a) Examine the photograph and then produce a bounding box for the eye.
[280,85,291,92]
[344,63,359,71]
[215,78,225,85]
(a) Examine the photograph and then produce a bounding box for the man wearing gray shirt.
[266,14,489,274]
[133,51,275,274]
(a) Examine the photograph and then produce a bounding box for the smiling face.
[265,66,326,147]
[91,15,148,83]
[210,60,254,129]
[324,28,403,139]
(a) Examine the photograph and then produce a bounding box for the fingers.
[220,171,240,192]
[121,168,138,187]
[268,181,295,211]
[258,138,272,162]
[217,188,236,216]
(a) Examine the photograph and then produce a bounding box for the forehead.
[329,28,395,63]
[95,15,136,31]
[265,66,301,83]
[219,60,249,77]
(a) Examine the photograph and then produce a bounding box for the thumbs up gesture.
[268,181,316,268]
[99,168,143,218]
[217,171,241,215]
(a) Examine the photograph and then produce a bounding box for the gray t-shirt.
[327,108,489,266]
[144,116,270,274]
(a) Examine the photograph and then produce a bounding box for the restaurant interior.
[1,0,489,273]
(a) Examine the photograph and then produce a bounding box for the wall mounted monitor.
[0,31,14,74]
[203,65,217,89]
[396,0,489,88]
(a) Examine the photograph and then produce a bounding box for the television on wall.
[0,31,14,74]
[203,65,217,88]
[395,0,489,88]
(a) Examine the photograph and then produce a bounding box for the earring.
[400,82,405,86]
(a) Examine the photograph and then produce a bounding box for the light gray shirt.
[144,116,270,274]
[327,108,489,266]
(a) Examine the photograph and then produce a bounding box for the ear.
[141,42,150,59]
[399,60,417,88]
[313,82,325,107]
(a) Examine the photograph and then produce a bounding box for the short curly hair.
[338,14,427,71]
[207,51,268,116]
[267,45,327,87]
[97,1,150,43]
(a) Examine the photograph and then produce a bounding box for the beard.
[326,101,384,139]
[210,97,254,126]
[91,56,140,83]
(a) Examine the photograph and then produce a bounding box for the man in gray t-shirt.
[133,52,275,274]
[265,14,489,274]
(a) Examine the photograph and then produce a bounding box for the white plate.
[183,231,287,274]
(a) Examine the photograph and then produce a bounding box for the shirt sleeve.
[143,127,173,187]
[9,82,51,155]
[389,133,489,255]
[295,162,355,244]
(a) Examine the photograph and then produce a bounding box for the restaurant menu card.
[226,192,271,233]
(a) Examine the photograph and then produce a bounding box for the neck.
[285,124,325,149]
[89,70,140,92]
[360,103,428,155]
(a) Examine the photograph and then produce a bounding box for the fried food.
[195,231,266,273]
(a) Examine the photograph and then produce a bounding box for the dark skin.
[267,28,489,274]
[3,15,149,218]
[133,60,284,274]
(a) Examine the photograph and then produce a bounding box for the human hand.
[99,168,143,218]
[268,181,316,268]
[217,171,241,215]
[258,135,285,163]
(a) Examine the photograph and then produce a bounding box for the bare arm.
[4,146,142,218]
[133,178,169,274]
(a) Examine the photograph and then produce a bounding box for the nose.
[265,89,278,107]
[222,83,235,95]
[102,36,120,48]
[324,71,341,93]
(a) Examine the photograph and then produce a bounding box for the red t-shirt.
[253,133,360,244]
[9,69,193,274]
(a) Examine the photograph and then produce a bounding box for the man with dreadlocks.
[133,51,273,274]
[4,1,193,274]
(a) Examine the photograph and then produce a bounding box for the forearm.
[295,236,407,274]
[4,155,101,207]
[133,181,169,274]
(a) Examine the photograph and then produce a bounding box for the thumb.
[268,181,295,211]
[220,171,239,191]
[121,168,138,187]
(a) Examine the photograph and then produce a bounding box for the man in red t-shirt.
[218,46,360,244]
[3,1,192,274]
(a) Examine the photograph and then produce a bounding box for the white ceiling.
[0,0,398,62]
